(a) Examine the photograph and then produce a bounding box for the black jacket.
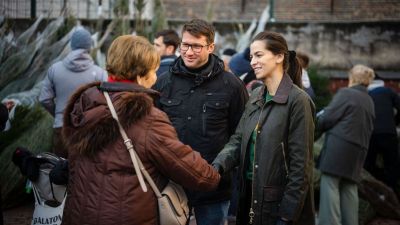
[213,74,316,225]
[153,54,248,205]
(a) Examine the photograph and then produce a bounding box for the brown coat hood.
[62,81,158,156]
[61,82,220,225]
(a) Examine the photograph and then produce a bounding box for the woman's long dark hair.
[252,31,303,88]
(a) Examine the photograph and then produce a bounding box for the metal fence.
[0,0,119,19]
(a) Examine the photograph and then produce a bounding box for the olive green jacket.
[213,74,315,225]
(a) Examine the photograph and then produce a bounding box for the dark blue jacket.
[156,55,177,77]
[369,86,400,135]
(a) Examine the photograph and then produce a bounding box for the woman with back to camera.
[213,31,315,225]
[61,35,220,225]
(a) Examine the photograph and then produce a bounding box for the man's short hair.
[182,19,215,44]
[155,29,180,52]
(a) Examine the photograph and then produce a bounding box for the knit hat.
[228,47,252,76]
[70,28,92,50]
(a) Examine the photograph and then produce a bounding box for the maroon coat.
[61,82,220,225]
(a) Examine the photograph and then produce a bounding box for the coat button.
[187,116,192,120]
[190,90,194,93]
[254,200,258,204]
[215,102,220,106]
[168,100,172,103]
[255,164,258,169]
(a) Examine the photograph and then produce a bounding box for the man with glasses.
[153,19,248,225]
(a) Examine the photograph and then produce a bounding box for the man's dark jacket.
[152,54,248,205]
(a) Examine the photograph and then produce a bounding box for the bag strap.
[32,183,42,205]
[103,91,162,198]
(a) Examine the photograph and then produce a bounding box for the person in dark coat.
[316,64,375,225]
[61,35,220,225]
[213,31,315,225]
[365,78,400,193]
[153,19,248,225]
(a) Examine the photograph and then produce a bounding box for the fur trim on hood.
[62,82,156,156]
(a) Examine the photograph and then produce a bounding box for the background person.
[153,29,180,76]
[365,76,400,195]
[39,27,107,158]
[221,48,237,72]
[316,64,375,225]
[296,52,316,99]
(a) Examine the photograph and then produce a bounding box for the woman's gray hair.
[348,64,375,86]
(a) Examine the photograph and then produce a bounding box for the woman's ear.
[276,53,284,64]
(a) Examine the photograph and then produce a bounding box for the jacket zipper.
[249,101,267,224]
[202,104,206,136]
[281,142,289,179]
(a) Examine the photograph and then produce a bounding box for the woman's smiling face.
[250,40,283,80]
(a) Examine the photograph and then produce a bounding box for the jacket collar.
[170,54,224,86]
[251,74,293,106]
[63,81,156,156]
[98,82,160,99]
[350,84,368,93]
[160,55,177,65]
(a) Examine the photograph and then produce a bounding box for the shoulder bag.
[103,91,189,225]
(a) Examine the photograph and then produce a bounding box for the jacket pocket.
[261,186,284,223]
[159,98,182,121]
[201,100,229,136]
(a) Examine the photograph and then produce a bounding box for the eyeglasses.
[179,43,210,53]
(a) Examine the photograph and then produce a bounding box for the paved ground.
[2,201,399,225]
[2,200,229,225]
[3,202,33,225]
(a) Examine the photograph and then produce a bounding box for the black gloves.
[12,147,40,181]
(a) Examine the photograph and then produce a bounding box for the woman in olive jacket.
[213,31,315,225]
[61,35,220,225]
